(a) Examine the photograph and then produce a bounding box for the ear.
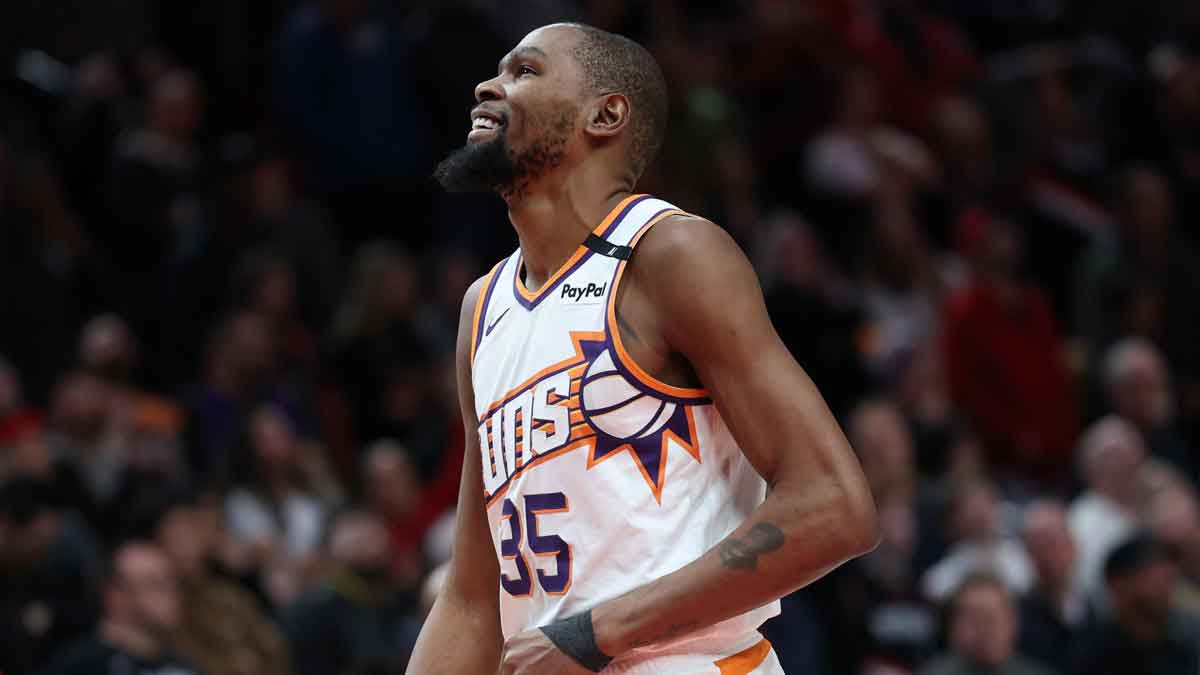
[584,92,630,139]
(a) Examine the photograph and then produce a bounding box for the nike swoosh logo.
[485,307,510,337]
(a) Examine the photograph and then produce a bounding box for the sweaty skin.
[407,23,878,675]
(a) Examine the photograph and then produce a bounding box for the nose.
[475,75,503,103]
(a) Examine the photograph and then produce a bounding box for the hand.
[498,628,593,675]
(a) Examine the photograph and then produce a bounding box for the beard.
[434,106,574,199]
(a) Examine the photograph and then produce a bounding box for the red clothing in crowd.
[943,282,1079,484]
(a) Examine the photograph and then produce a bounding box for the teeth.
[472,116,498,130]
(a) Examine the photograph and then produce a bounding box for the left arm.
[500,217,878,672]
[590,216,879,652]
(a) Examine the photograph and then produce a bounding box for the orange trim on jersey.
[478,331,606,423]
[514,193,646,301]
[485,435,596,508]
[469,259,506,364]
[606,210,710,400]
[584,406,703,505]
[714,639,772,675]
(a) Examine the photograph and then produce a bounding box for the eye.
[518,64,537,77]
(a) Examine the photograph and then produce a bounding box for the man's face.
[110,545,181,634]
[950,584,1017,667]
[1111,558,1178,632]
[435,25,587,197]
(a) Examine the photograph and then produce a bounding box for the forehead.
[506,25,583,69]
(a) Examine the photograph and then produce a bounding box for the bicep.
[646,221,851,484]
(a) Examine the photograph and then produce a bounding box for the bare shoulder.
[630,213,760,307]
[632,213,744,273]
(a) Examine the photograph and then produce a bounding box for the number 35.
[500,492,572,596]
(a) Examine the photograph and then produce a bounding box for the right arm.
[406,276,503,674]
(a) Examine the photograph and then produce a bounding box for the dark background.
[1,1,1199,674]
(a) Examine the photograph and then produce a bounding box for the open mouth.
[468,109,505,139]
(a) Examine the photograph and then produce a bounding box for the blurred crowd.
[1,0,1199,674]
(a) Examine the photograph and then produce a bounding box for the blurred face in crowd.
[251,407,298,471]
[838,67,882,128]
[435,25,588,197]
[252,261,297,320]
[365,445,420,519]
[1110,557,1178,630]
[951,481,999,542]
[158,504,218,581]
[150,70,202,142]
[330,513,393,583]
[107,543,181,636]
[1081,417,1147,502]
[50,371,112,441]
[0,509,58,568]
[1107,340,1172,429]
[1148,487,1200,562]
[1022,501,1076,592]
[79,314,138,381]
[216,312,275,382]
[1120,167,1175,251]
[849,401,915,498]
[949,581,1017,668]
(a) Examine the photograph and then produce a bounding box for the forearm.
[407,588,502,675]
[591,473,877,655]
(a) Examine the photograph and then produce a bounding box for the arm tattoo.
[718,522,785,571]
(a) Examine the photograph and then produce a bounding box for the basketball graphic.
[580,348,676,440]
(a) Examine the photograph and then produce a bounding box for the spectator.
[104,69,210,388]
[224,405,329,595]
[1069,534,1200,675]
[283,511,420,675]
[1144,484,1200,611]
[233,250,319,384]
[157,495,292,675]
[0,477,101,675]
[363,440,446,584]
[1075,165,1200,413]
[1017,500,1090,673]
[329,241,425,438]
[817,493,938,674]
[943,211,1079,486]
[45,371,184,541]
[918,573,1053,675]
[849,399,921,503]
[922,478,1034,602]
[38,541,199,675]
[1102,338,1196,488]
[1069,416,1146,605]
[184,310,307,483]
[759,212,867,416]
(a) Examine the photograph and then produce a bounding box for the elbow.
[836,480,880,558]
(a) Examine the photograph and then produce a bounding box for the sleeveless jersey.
[470,194,781,669]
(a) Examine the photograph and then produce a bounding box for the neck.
[506,173,632,291]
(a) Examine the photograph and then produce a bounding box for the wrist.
[540,609,613,672]
[589,600,626,656]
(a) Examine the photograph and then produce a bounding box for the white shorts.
[604,634,784,675]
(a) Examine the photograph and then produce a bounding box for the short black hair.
[1105,532,1169,582]
[563,23,668,179]
[946,570,1012,621]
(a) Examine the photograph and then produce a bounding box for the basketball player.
[408,23,878,675]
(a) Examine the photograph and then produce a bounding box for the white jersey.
[470,194,781,673]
